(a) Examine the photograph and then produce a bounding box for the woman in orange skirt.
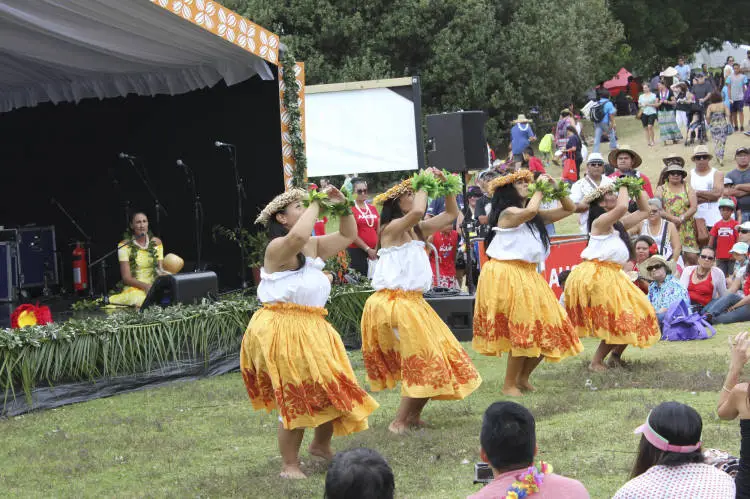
[361,168,481,434]
[240,187,378,479]
[565,184,659,371]
[473,171,583,396]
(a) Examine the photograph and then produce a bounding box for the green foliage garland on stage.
[0,285,373,408]
[281,49,306,188]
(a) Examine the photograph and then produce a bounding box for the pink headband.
[634,413,701,454]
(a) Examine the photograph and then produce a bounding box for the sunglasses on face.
[740,229,750,234]
[646,265,664,272]
[649,210,659,215]
[699,254,715,261]
[356,189,368,194]
[695,155,710,161]
[588,162,604,167]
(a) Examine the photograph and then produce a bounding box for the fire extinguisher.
[72,242,88,291]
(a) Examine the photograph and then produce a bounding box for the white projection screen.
[305,77,424,177]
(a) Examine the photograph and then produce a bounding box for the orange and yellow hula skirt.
[473,259,583,360]
[361,289,482,399]
[240,302,379,436]
[564,260,659,347]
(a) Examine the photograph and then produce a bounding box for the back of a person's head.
[480,401,535,471]
[325,448,395,499]
[631,401,704,478]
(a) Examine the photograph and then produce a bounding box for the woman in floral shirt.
[645,255,688,328]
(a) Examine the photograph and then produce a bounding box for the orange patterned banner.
[279,62,306,190]
[149,0,279,65]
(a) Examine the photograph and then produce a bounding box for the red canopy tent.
[602,67,632,96]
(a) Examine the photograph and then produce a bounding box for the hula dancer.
[473,171,583,397]
[361,168,481,434]
[240,186,378,479]
[565,181,659,371]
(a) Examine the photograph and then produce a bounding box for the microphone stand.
[122,156,169,234]
[461,172,476,295]
[89,240,133,300]
[51,198,94,297]
[179,162,203,272]
[222,145,247,288]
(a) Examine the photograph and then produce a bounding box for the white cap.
[587,152,605,164]
[740,221,750,231]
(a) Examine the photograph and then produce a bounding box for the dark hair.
[130,211,147,223]
[566,125,578,136]
[268,205,306,271]
[379,196,424,247]
[558,270,571,288]
[699,246,716,257]
[352,177,367,189]
[630,402,704,478]
[560,109,572,117]
[325,448,395,499]
[635,235,656,249]
[484,183,549,251]
[524,146,535,157]
[481,402,536,471]
[596,88,611,99]
[708,92,723,104]
[587,198,634,260]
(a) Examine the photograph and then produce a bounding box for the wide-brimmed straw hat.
[664,163,688,176]
[691,145,714,161]
[662,153,686,167]
[641,254,676,279]
[608,145,643,168]
[512,114,532,124]
[660,67,679,78]
[162,253,185,274]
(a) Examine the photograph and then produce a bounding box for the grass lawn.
[3,120,749,498]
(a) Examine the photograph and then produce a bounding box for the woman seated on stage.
[109,212,165,307]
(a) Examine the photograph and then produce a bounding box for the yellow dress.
[473,225,583,360]
[108,240,163,307]
[240,257,378,436]
[361,241,481,399]
[565,232,659,347]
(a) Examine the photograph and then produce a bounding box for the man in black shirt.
[726,147,750,223]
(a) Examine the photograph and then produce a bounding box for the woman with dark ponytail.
[565,184,659,371]
[473,170,582,397]
[361,168,481,435]
[240,187,378,479]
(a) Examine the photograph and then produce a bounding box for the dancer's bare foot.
[388,420,410,435]
[502,386,524,397]
[607,355,627,368]
[308,443,335,461]
[588,362,607,372]
[408,418,430,429]
[280,464,307,479]
[517,380,536,392]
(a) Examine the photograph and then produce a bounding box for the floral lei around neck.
[124,230,159,278]
[503,461,552,499]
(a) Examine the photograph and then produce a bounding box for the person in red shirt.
[428,222,459,289]
[709,198,740,276]
[522,147,546,173]
[347,178,380,277]
[313,216,327,236]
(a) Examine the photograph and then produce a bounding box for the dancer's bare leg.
[517,355,544,392]
[590,341,615,371]
[390,397,427,434]
[503,356,525,396]
[407,398,430,428]
[278,423,306,479]
[308,421,334,461]
[608,344,628,367]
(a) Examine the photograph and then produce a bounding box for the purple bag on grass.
[661,300,716,341]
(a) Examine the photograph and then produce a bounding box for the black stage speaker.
[424,293,475,341]
[426,111,488,172]
[140,271,218,311]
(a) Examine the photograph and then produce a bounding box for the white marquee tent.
[693,41,750,68]
[0,0,278,114]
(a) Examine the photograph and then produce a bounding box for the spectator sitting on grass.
[469,401,589,499]
[325,448,394,499]
[643,255,687,328]
[613,401,735,498]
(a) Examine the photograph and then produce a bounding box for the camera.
[474,462,494,484]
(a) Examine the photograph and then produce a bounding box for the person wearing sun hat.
[509,114,536,166]
[473,170,582,397]
[689,144,724,234]
[708,197,740,276]
[655,154,699,265]
[608,145,654,198]
[643,254,687,328]
[613,402,736,498]
[240,185,379,479]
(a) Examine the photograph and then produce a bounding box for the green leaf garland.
[122,231,159,281]
[281,50,307,189]
[438,170,463,197]
[411,170,441,198]
[527,180,556,203]
[614,176,644,199]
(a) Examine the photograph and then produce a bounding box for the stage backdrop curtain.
[0,0,274,114]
